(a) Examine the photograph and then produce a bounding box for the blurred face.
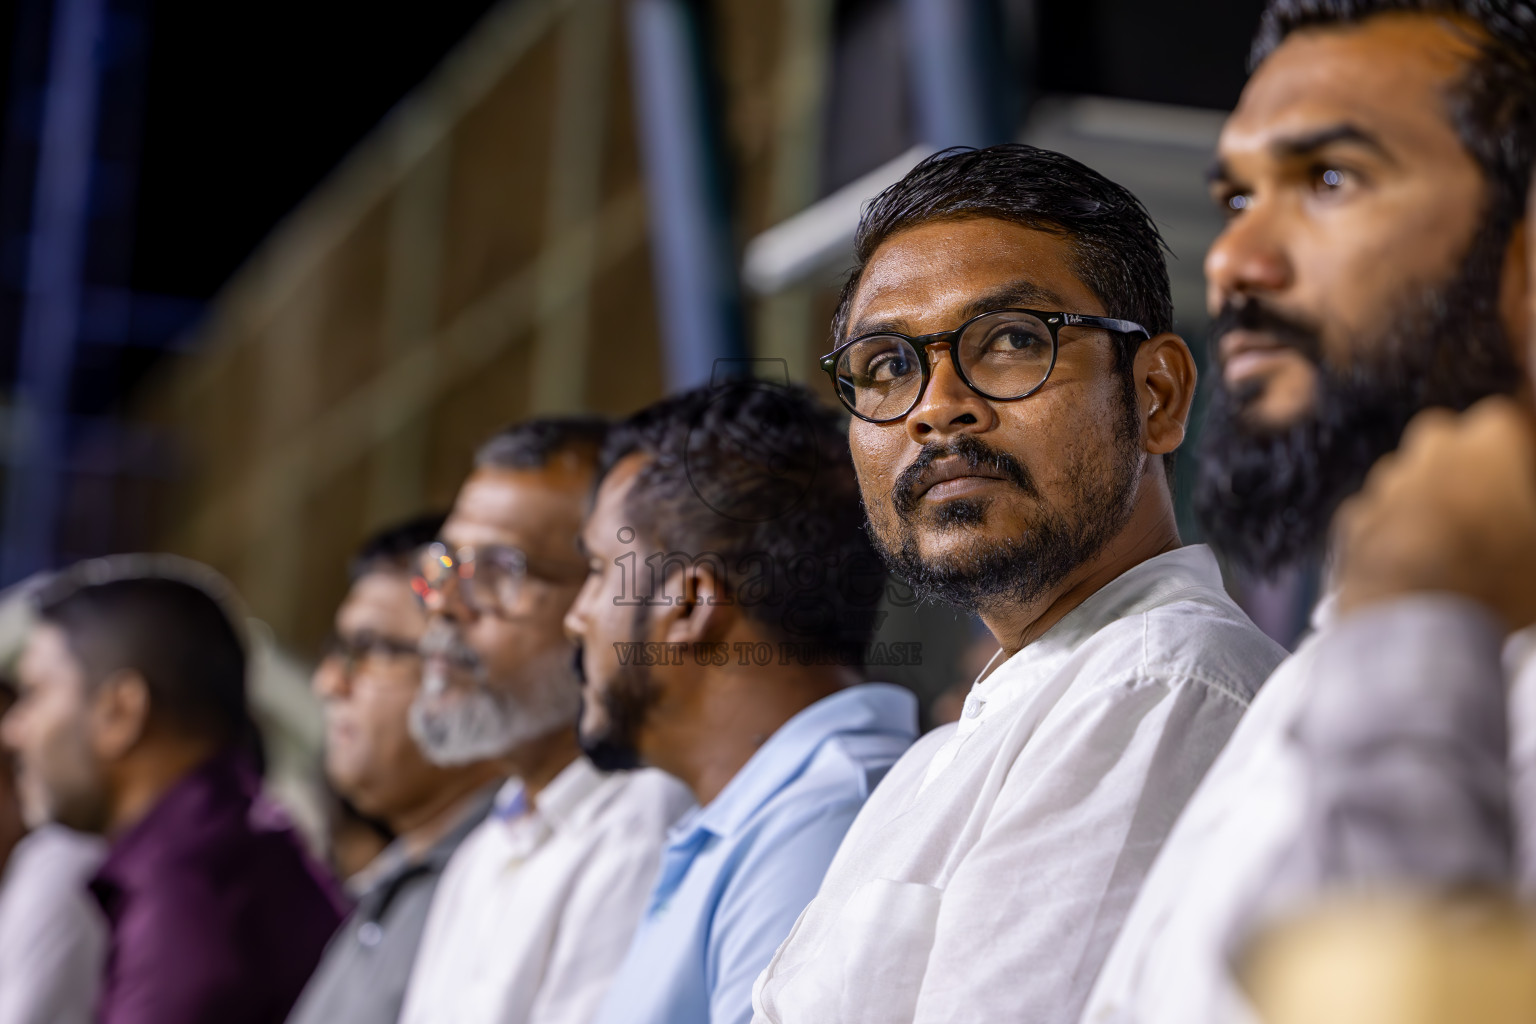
[1,625,110,832]
[314,571,447,822]
[1196,13,1522,573]
[412,460,590,765]
[565,455,663,773]
[846,217,1145,612]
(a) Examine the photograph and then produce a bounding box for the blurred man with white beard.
[397,419,692,1024]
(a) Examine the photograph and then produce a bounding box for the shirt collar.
[679,683,918,843]
[962,545,1227,720]
[351,781,500,900]
[493,755,608,833]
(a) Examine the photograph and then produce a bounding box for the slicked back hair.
[1252,1,1536,235]
[474,416,610,473]
[830,144,1174,378]
[34,558,249,744]
[599,381,885,661]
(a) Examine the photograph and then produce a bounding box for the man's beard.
[1195,219,1520,577]
[868,382,1144,613]
[409,623,581,767]
[575,605,659,773]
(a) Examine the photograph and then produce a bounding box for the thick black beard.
[1194,220,1519,577]
[870,380,1143,613]
[575,605,658,773]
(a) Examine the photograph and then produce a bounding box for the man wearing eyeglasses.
[749,144,1286,1024]
[287,515,505,1024]
[397,420,692,1024]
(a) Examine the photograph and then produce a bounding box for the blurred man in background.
[1084,3,1536,1021]
[567,381,918,1024]
[0,671,107,1024]
[287,515,505,1024]
[751,144,1286,1024]
[399,419,692,1024]
[0,559,344,1024]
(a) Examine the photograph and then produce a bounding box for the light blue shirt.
[592,683,918,1024]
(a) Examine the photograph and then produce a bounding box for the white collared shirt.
[751,545,1285,1024]
[399,758,693,1024]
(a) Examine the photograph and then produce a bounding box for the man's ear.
[662,560,734,645]
[88,670,151,761]
[1134,332,1198,457]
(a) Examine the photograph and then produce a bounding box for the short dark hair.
[34,558,248,743]
[600,382,885,660]
[831,144,1174,372]
[474,416,610,472]
[350,513,447,581]
[1252,1,1536,235]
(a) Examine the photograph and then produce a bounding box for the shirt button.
[962,693,986,719]
[358,921,383,948]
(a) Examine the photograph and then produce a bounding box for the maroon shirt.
[89,752,346,1024]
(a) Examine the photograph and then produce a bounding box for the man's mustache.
[1209,298,1324,365]
[420,620,482,670]
[891,435,1036,517]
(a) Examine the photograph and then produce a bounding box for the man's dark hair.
[831,144,1174,371]
[474,416,610,472]
[832,144,1178,483]
[34,560,248,743]
[1252,1,1536,234]
[350,513,447,581]
[600,381,885,661]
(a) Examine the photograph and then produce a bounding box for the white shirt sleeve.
[0,827,108,1024]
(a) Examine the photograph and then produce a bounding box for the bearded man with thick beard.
[396,418,692,1024]
[748,144,1287,1024]
[1083,4,1536,1023]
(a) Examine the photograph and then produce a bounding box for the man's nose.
[1204,198,1294,314]
[311,658,349,701]
[905,344,995,443]
[0,706,25,754]
[429,571,476,624]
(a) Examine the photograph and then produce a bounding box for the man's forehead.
[848,218,1095,335]
[337,572,420,632]
[444,463,590,549]
[1222,13,1479,161]
[18,623,76,680]
[577,457,645,552]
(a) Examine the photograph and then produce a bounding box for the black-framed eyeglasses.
[821,307,1150,424]
[321,630,421,678]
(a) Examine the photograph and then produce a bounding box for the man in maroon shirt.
[1,557,345,1024]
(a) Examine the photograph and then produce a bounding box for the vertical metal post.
[626,0,745,392]
[3,0,106,581]
[900,0,1015,150]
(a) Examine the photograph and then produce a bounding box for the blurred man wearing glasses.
[398,419,692,1024]
[750,145,1285,1024]
[287,515,504,1024]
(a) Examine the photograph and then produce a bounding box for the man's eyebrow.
[845,280,1070,340]
[1272,123,1395,163]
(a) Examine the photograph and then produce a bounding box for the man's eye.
[1311,166,1356,194]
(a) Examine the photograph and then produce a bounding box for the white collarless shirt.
[751,545,1285,1024]
[399,758,693,1024]
[1081,597,1536,1024]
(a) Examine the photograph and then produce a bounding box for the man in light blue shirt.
[565,381,919,1024]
